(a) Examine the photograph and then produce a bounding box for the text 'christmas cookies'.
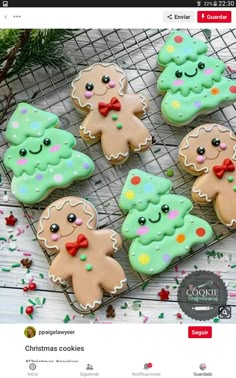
[119,169,213,275]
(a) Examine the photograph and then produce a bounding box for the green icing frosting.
[119,169,213,275]
[119,169,171,212]
[3,103,94,204]
[157,30,207,67]
[156,30,236,126]
[5,103,59,145]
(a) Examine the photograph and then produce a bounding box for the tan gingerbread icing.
[71,63,151,164]
[179,124,236,227]
[37,196,127,310]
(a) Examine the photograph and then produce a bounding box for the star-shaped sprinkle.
[5,212,18,226]
[158,288,170,301]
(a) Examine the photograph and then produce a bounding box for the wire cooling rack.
[1,29,236,314]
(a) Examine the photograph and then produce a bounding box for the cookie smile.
[184,68,198,78]
[206,150,220,160]
[149,212,161,223]
[94,87,109,96]
[61,226,76,238]
[29,145,42,154]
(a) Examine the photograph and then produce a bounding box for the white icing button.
[125,228,129,232]
[158,232,162,235]
[8,156,11,159]
[190,219,194,223]
[64,141,68,144]
[150,268,154,272]
[73,171,78,175]
[185,246,189,250]
[131,252,135,256]
[35,188,39,192]
[156,246,160,250]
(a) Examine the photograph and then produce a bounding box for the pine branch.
[0,29,31,84]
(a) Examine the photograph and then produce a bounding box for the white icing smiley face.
[122,195,192,245]
[71,63,127,108]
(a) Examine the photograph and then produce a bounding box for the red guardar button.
[188,326,212,338]
[197,11,231,23]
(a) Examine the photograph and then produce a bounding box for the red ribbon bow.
[65,234,89,256]
[213,158,235,179]
[98,97,121,116]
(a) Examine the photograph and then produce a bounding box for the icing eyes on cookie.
[161,204,170,213]
[198,62,205,70]
[50,223,60,233]
[175,70,183,78]
[43,138,51,146]
[85,82,94,91]
[138,217,146,225]
[67,213,77,223]
[197,146,205,155]
[102,75,110,84]
[19,148,27,156]
[211,138,220,147]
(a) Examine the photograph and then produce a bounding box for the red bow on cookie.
[65,234,88,256]
[213,158,235,179]
[98,97,121,116]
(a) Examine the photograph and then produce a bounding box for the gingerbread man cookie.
[3,103,94,204]
[179,123,236,227]
[37,196,127,310]
[71,63,151,164]
[157,30,236,126]
[119,169,213,275]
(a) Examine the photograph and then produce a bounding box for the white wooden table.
[0,29,236,324]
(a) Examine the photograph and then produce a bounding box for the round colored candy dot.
[83,162,90,170]
[176,234,186,243]
[233,186,236,192]
[12,121,20,128]
[196,228,206,237]
[116,123,123,129]
[138,253,150,265]
[54,174,63,183]
[230,86,236,93]
[166,168,174,177]
[36,174,43,181]
[23,286,28,292]
[28,282,37,291]
[131,176,141,185]
[211,87,220,95]
[144,183,154,193]
[176,313,182,319]
[86,264,93,271]
[166,45,175,53]
[112,114,118,121]
[125,190,135,200]
[171,100,180,109]
[228,176,234,182]
[80,254,87,261]
[174,35,183,43]
[30,121,40,129]
[20,108,28,114]
[194,101,202,109]
[25,306,34,315]
[163,254,171,262]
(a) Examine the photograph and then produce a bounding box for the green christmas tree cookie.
[157,30,236,126]
[119,169,213,275]
[3,103,94,204]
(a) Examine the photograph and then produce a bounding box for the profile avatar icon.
[24,326,36,338]
[199,363,207,371]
